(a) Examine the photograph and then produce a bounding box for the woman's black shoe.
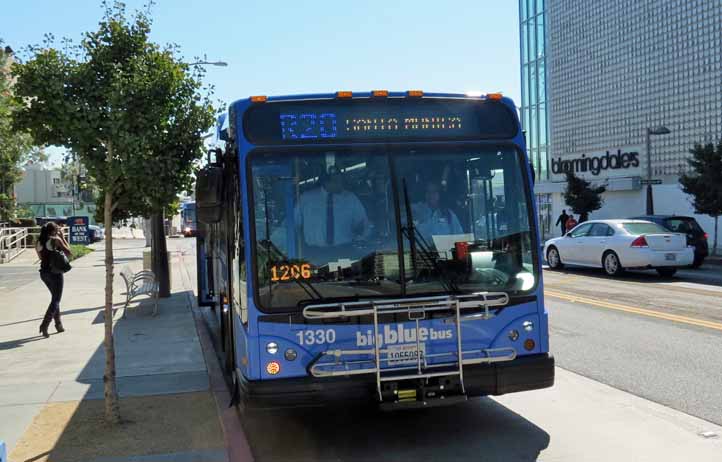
[39,324,50,338]
[55,323,65,333]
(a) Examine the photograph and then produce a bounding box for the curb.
[189,298,254,462]
[178,252,254,462]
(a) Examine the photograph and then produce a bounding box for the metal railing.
[0,225,70,263]
[303,292,516,402]
[0,227,28,263]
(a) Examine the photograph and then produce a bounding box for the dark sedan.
[630,215,708,267]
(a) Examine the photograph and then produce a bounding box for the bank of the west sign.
[550,147,643,180]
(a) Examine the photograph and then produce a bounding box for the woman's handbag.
[49,249,72,274]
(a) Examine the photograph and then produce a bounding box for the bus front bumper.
[239,353,554,408]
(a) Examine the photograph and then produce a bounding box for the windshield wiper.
[400,178,460,293]
[261,187,322,301]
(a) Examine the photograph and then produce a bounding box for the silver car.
[544,220,694,277]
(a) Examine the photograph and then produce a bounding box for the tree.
[679,141,722,256]
[0,42,37,222]
[12,2,214,423]
[563,172,606,222]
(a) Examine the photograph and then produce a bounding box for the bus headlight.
[523,320,534,332]
[508,330,519,341]
[284,348,298,361]
[266,342,279,355]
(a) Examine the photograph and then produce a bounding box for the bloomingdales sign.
[551,148,642,178]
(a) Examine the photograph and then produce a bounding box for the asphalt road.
[544,263,722,426]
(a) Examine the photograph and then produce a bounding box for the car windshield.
[250,146,537,311]
[622,222,669,235]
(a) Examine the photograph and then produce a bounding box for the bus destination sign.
[243,98,517,144]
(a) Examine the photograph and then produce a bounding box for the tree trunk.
[103,169,121,424]
[151,211,171,298]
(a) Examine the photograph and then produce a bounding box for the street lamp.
[185,54,228,67]
[187,60,228,67]
[645,126,671,215]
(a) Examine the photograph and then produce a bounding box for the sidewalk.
[0,239,228,462]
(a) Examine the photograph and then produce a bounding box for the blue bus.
[195,91,553,409]
[181,202,197,237]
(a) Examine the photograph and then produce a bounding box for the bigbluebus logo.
[551,149,640,176]
[356,324,453,347]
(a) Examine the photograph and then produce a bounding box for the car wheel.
[602,251,624,277]
[547,246,564,269]
[657,268,677,278]
[691,256,704,268]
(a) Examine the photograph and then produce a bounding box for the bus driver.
[297,166,369,248]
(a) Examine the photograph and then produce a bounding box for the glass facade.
[519,0,549,181]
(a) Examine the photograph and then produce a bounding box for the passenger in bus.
[412,182,463,243]
[296,166,369,248]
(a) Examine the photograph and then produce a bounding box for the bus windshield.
[250,146,537,311]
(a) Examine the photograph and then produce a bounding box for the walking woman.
[36,222,72,338]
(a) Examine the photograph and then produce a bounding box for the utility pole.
[151,211,171,298]
[644,126,671,215]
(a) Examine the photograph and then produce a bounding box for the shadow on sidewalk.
[0,303,124,329]
[10,290,224,462]
[0,334,48,351]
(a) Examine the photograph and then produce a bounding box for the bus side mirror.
[196,166,224,224]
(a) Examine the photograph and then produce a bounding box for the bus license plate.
[665,253,676,261]
[386,343,426,366]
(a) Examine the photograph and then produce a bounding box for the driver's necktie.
[326,192,334,245]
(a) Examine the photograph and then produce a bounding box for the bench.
[119,267,159,318]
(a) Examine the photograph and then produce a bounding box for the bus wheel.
[547,247,563,269]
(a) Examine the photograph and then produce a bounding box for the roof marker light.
[336,91,353,99]
[372,90,388,97]
[486,93,504,101]
[406,90,423,97]
[250,95,267,103]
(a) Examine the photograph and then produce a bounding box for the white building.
[14,164,97,223]
[520,0,722,249]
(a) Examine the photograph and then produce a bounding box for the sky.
[3,0,521,164]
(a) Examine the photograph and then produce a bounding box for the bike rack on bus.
[302,293,517,401]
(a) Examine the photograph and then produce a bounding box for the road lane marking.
[545,281,722,300]
[544,272,722,299]
[545,289,722,332]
